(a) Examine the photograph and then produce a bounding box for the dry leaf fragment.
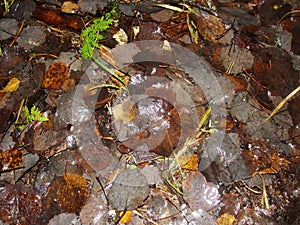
[179,154,199,170]
[0,147,23,172]
[61,1,79,13]
[113,29,128,45]
[119,211,132,223]
[216,213,235,225]
[0,77,20,92]
[197,13,224,42]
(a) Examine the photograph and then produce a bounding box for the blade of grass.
[262,85,300,125]
[153,4,187,13]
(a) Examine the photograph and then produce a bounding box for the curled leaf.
[0,77,20,92]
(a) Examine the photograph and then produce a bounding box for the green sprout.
[18,105,48,130]
[4,0,15,14]
[81,1,125,87]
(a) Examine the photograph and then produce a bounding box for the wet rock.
[0,18,20,41]
[17,26,46,50]
[108,169,149,210]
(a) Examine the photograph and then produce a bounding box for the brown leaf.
[42,174,91,223]
[197,13,225,42]
[253,48,299,97]
[149,106,181,157]
[0,147,23,172]
[43,62,70,89]
[0,182,42,225]
[56,174,91,214]
[33,6,83,30]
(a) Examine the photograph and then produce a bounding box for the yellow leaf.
[178,154,198,170]
[216,213,235,225]
[119,210,132,223]
[0,77,20,92]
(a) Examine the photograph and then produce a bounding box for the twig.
[9,20,25,47]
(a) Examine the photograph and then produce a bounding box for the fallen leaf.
[216,213,235,225]
[0,182,42,225]
[112,100,137,123]
[108,169,149,210]
[182,171,220,211]
[150,9,174,22]
[119,211,132,223]
[33,6,83,30]
[0,146,23,172]
[43,62,69,89]
[113,28,128,45]
[197,12,224,42]
[178,154,199,170]
[61,1,79,13]
[61,78,76,91]
[0,77,20,92]
[56,173,91,214]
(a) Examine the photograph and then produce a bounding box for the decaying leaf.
[178,154,199,170]
[108,169,150,210]
[0,77,20,92]
[61,1,79,14]
[43,62,70,89]
[42,173,91,222]
[253,152,290,176]
[216,213,235,225]
[113,28,128,45]
[197,12,224,42]
[112,100,137,123]
[56,173,91,214]
[0,182,42,225]
[182,171,220,211]
[0,147,23,172]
